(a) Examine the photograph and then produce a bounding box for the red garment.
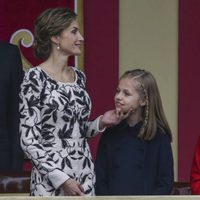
[191,136,200,194]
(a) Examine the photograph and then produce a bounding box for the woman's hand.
[99,108,132,130]
[62,178,84,196]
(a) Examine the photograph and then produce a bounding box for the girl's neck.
[127,118,141,127]
[126,110,143,127]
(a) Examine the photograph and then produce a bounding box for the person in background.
[95,69,174,195]
[0,41,24,171]
[190,136,200,194]
[19,7,128,196]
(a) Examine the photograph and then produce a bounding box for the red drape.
[84,0,119,160]
[179,0,200,181]
[0,0,74,66]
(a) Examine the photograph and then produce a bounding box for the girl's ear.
[139,99,146,107]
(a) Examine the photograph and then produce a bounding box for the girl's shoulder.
[155,128,171,143]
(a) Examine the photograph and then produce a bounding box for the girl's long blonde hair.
[120,69,172,141]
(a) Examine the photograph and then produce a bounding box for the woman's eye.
[71,28,79,35]
[72,30,77,34]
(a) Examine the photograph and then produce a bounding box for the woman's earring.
[56,43,60,50]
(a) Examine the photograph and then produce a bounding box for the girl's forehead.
[120,77,139,84]
[121,78,145,93]
[119,77,138,89]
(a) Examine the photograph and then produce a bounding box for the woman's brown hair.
[34,7,77,60]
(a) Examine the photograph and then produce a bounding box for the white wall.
[119,0,178,180]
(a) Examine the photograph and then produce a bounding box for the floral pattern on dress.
[19,66,100,196]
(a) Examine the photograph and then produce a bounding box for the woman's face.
[57,19,84,56]
[114,77,145,115]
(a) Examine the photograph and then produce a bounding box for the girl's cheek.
[120,107,129,114]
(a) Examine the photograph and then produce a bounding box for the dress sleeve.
[85,116,105,138]
[19,69,69,189]
[77,69,105,138]
[152,134,174,195]
[190,137,200,195]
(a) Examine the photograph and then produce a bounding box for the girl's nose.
[115,92,122,100]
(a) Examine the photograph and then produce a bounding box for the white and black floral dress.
[19,66,101,196]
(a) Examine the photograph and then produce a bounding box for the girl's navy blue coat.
[95,121,174,195]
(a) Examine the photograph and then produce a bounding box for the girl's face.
[54,19,84,56]
[114,77,145,115]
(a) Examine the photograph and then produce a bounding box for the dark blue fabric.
[95,121,174,195]
[0,42,24,171]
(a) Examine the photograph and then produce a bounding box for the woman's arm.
[85,109,130,138]
[20,69,69,189]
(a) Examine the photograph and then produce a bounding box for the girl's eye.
[124,91,131,96]
[116,88,120,94]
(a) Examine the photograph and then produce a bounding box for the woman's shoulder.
[72,67,86,86]
[23,66,45,83]
[25,66,41,74]
[73,67,86,79]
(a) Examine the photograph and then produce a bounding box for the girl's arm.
[152,134,174,195]
[94,131,109,195]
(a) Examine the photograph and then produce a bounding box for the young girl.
[95,69,174,195]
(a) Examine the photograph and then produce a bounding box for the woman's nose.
[79,32,84,41]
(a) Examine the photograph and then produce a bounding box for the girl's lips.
[115,102,123,107]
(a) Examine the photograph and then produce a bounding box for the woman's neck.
[43,54,69,72]
[40,56,75,83]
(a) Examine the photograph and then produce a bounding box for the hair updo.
[34,7,77,60]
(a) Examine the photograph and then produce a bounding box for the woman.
[19,7,126,196]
